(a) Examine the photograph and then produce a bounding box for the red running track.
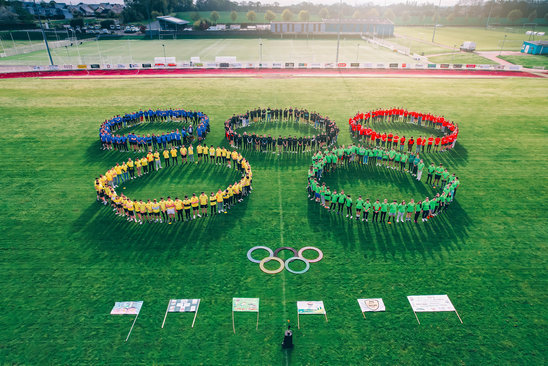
[0,67,541,79]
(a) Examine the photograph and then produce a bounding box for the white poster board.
[161,299,200,329]
[297,301,327,329]
[232,297,259,333]
[110,301,143,341]
[357,298,385,318]
[407,295,462,324]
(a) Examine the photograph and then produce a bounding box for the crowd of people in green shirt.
[306,144,460,223]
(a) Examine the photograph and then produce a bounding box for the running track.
[0,68,544,79]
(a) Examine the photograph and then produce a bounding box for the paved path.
[475,51,522,66]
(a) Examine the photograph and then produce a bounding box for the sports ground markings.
[278,163,287,321]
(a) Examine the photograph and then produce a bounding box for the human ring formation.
[94,106,460,225]
[348,108,459,153]
[247,246,324,274]
[224,107,340,153]
[99,108,210,151]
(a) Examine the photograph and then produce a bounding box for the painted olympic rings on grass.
[285,257,310,274]
[259,257,285,274]
[298,247,324,263]
[247,246,322,274]
[247,246,274,263]
[274,247,298,257]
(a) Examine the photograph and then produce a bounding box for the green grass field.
[427,53,498,65]
[499,54,548,69]
[1,76,547,364]
[394,26,548,53]
[0,38,412,65]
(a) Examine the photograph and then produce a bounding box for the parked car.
[460,41,476,52]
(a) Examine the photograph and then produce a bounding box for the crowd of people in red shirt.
[348,108,459,153]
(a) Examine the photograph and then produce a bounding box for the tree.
[210,10,219,23]
[70,17,85,28]
[507,9,523,23]
[366,8,380,17]
[190,11,201,21]
[100,19,115,29]
[246,10,256,22]
[0,6,18,22]
[264,10,276,22]
[383,9,395,21]
[230,10,238,22]
[319,7,329,19]
[298,10,309,22]
[527,10,537,22]
[352,10,361,19]
[281,8,293,21]
[193,18,211,30]
[151,10,162,19]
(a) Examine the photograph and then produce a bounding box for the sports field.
[0,38,411,66]
[394,26,548,53]
[1,76,547,364]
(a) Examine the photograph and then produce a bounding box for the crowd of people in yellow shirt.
[94,145,253,224]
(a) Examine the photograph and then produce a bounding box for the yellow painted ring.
[259,256,285,274]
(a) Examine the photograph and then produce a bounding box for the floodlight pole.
[259,40,263,65]
[162,43,167,67]
[335,0,342,64]
[431,0,442,43]
[486,0,494,29]
[499,34,507,56]
[127,40,133,64]
[96,39,104,65]
[34,0,54,65]
[356,43,359,62]
[72,30,82,64]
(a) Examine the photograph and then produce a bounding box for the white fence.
[0,61,528,74]
[0,39,78,58]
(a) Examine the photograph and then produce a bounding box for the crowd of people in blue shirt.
[99,108,210,152]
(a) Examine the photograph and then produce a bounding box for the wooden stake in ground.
[232,297,260,334]
[126,313,140,342]
[407,295,462,325]
[296,301,326,330]
[110,301,144,342]
[161,301,170,329]
[161,299,201,329]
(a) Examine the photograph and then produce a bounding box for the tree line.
[120,0,548,24]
